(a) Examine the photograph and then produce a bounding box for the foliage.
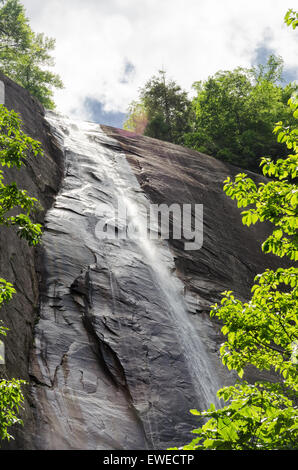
[223,99,298,261]
[213,267,297,388]
[0,104,43,442]
[0,278,24,444]
[123,100,148,134]
[0,0,30,51]
[184,55,297,171]
[124,70,193,145]
[175,382,297,450]
[252,54,284,84]
[0,279,14,361]
[0,105,43,245]
[284,8,298,29]
[173,90,298,450]
[0,278,15,307]
[0,378,26,441]
[124,56,296,168]
[0,0,63,108]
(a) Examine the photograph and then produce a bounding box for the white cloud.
[21,0,298,120]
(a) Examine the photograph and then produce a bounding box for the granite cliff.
[0,74,281,449]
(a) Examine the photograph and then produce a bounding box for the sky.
[22,0,298,128]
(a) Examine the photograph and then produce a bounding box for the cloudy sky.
[22,0,298,127]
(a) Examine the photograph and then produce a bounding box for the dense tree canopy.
[284,8,298,29]
[0,0,30,51]
[184,55,297,171]
[124,70,193,145]
[125,56,297,171]
[123,100,148,135]
[0,0,63,108]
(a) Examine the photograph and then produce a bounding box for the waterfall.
[30,111,222,450]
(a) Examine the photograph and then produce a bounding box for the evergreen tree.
[0,0,63,109]
[124,70,193,145]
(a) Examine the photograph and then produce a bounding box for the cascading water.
[29,111,222,450]
[90,140,221,410]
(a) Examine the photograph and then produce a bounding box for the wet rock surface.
[0,76,283,450]
[28,115,222,449]
[0,74,63,449]
[102,126,281,307]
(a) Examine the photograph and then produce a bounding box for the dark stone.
[0,73,64,448]
[0,75,285,450]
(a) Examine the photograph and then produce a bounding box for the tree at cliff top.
[0,0,63,109]
[123,100,148,135]
[124,70,193,145]
[184,54,297,171]
[0,104,43,442]
[170,11,298,451]
[125,60,297,171]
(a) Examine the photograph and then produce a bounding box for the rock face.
[29,113,223,450]
[0,76,282,450]
[0,73,64,449]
